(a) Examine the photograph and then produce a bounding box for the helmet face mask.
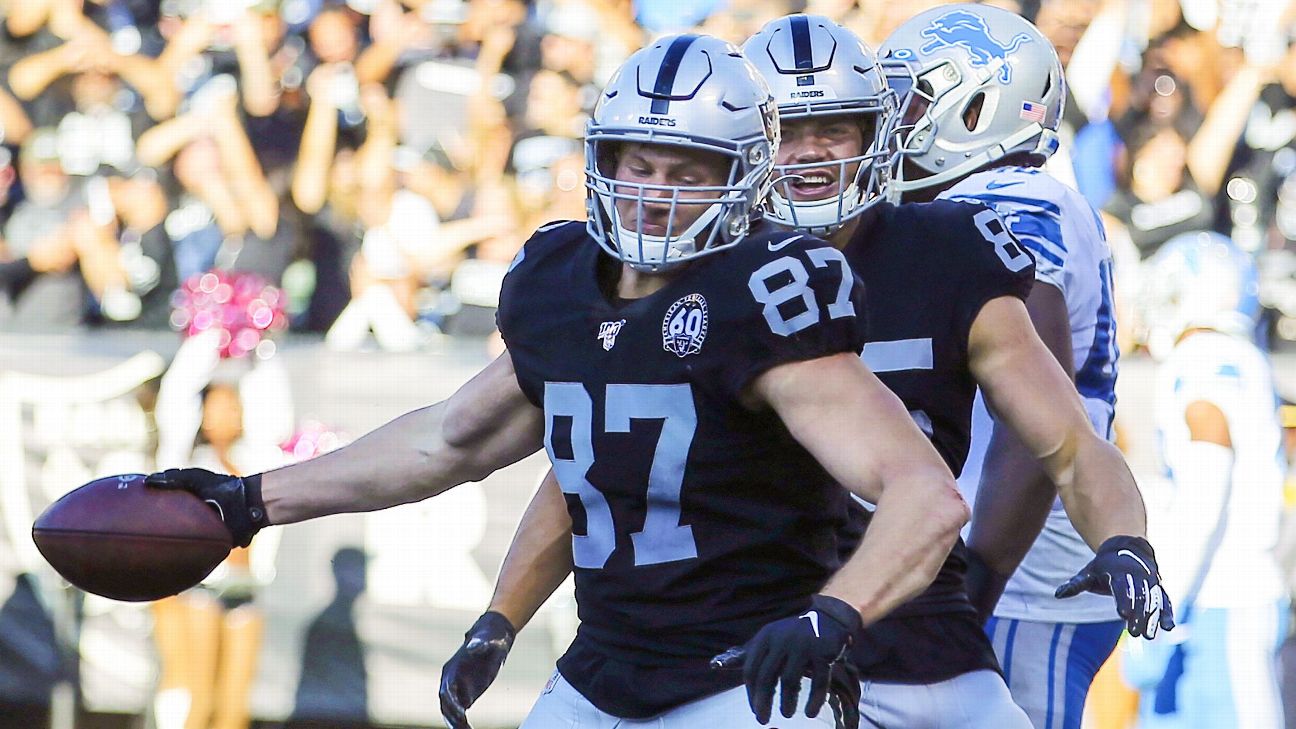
[585,34,778,272]
[743,15,897,236]
[768,105,895,235]
[586,130,771,272]
[879,4,1065,194]
[887,57,961,159]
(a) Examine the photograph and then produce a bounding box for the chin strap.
[600,195,724,269]
[766,182,865,236]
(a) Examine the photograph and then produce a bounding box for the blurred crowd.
[2,0,1296,350]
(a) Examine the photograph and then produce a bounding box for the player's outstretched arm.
[262,351,545,523]
[440,470,573,729]
[723,351,966,725]
[964,282,1073,619]
[149,352,545,546]
[968,296,1173,637]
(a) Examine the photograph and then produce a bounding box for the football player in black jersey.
[143,34,972,729]
[443,15,1172,729]
[746,13,1170,728]
[879,7,1155,728]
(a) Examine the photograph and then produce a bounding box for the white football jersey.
[944,166,1119,622]
[1153,331,1286,609]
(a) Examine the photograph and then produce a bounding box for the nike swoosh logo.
[799,610,821,637]
[204,499,226,522]
[1117,549,1152,575]
[985,180,1024,190]
[769,235,804,251]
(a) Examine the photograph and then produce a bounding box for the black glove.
[711,644,861,729]
[144,468,267,548]
[711,594,862,727]
[1055,535,1175,639]
[964,547,1011,626]
[439,611,517,729]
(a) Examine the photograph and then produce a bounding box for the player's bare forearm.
[1060,436,1147,546]
[488,470,573,630]
[755,352,968,621]
[970,297,1147,550]
[822,472,966,624]
[261,353,545,525]
[967,425,1056,575]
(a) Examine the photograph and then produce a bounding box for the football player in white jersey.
[1125,232,1288,729]
[879,4,1130,728]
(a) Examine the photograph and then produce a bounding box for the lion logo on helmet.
[918,10,1031,84]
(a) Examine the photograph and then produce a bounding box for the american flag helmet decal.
[1019,101,1045,122]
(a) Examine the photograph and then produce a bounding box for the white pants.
[859,669,1032,729]
[520,672,838,728]
[987,618,1125,729]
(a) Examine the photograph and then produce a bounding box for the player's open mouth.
[784,171,839,201]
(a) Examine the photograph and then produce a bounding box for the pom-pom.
[171,271,288,358]
[280,420,348,462]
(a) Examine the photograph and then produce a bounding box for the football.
[32,473,233,602]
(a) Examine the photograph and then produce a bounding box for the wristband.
[243,473,272,529]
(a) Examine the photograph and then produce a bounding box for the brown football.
[32,473,233,602]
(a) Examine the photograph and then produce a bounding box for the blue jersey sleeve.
[942,169,1084,297]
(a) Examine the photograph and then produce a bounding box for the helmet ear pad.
[597,143,623,177]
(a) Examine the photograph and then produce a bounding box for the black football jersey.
[497,220,868,718]
[852,200,1035,477]
[840,199,1034,681]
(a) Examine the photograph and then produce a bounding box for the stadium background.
[2,0,1296,727]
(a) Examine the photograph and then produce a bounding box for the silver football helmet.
[1142,231,1261,355]
[879,3,1064,194]
[585,34,779,271]
[743,15,897,235]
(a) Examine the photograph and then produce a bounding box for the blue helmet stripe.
[650,34,700,115]
[790,16,813,71]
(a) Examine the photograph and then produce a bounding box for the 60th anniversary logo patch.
[662,294,708,357]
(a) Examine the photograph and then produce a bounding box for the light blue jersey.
[1123,331,1288,729]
